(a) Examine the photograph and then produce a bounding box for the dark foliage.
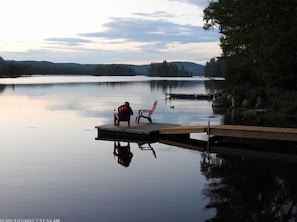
[204,57,224,77]
[203,0,297,90]
[148,60,192,77]
[94,64,135,76]
[0,59,203,77]
[203,0,297,113]
[0,60,136,77]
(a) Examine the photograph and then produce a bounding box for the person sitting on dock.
[114,102,134,127]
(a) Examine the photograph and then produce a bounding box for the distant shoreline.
[1,59,205,77]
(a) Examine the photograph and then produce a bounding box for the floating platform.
[166,93,213,100]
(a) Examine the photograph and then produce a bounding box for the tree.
[204,57,224,77]
[94,64,136,76]
[148,60,191,77]
[0,56,8,76]
[203,0,297,93]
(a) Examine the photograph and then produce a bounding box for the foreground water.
[0,76,296,221]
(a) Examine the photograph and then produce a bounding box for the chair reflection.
[137,142,157,158]
[112,140,158,167]
[113,141,133,167]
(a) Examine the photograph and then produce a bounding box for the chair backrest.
[149,101,157,115]
[118,104,131,121]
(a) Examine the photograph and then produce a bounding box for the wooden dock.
[159,124,297,142]
[95,122,183,141]
[96,122,297,142]
[95,122,297,158]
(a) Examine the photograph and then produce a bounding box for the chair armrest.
[138,109,151,113]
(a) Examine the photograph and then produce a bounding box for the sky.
[0,0,221,65]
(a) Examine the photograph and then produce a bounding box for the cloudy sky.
[0,0,221,65]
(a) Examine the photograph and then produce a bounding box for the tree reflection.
[201,153,297,221]
[0,84,6,93]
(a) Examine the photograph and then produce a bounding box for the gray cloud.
[80,17,220,47]
[45,37,93,46]
[132,11,175,18]
[168,0,209,7]
[3,6,219,65]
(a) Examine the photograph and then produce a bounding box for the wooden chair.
[114,104,132,127]
[135,101,157,124]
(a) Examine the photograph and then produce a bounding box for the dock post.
[97,128,101,138]
[207,120,210,153]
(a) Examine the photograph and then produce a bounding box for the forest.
[0,57,202,77]
[203,0,297,114]
[148,60,192,77]
[0,59,135,77]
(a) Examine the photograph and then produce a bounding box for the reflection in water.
[0,84,6,93]
[137,142,157,158]
[204,79,226,95]
[0,76,214,93]
[112,141,157,167]
[113,141,133,167]
[1,76,257,221]
[201,153,297,221]
[0,77,223,127]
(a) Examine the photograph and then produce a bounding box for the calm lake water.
[0,76,296,222]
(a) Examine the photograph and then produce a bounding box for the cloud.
[0,0,220,65]
[132,11,175,18]
[80,17,220,47]
[168,0,209,8]
[1,2,221,65]
[45,37,93,46]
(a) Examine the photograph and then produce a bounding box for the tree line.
[0,58,196,77]
[204,57,224,77]
[0,58,136,77]
[203,0,297,114]
[148,60,192,77]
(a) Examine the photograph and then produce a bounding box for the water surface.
[0,76,296,221]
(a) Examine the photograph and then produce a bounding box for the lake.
[0,75,296,222]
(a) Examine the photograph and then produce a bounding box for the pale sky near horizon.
[0,0,221,65]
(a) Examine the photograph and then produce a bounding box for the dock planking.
[160,124,297,142]
[95,122,297,144]
[95,122,182,141]
[159,125,207,134]
[209,125,297,142]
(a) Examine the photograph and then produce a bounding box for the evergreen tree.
[204,57,224,77]
[0,56,8,76]
[148,60,191,77]
[203,0,297,92]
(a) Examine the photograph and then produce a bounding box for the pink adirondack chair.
[135,101,157,124]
